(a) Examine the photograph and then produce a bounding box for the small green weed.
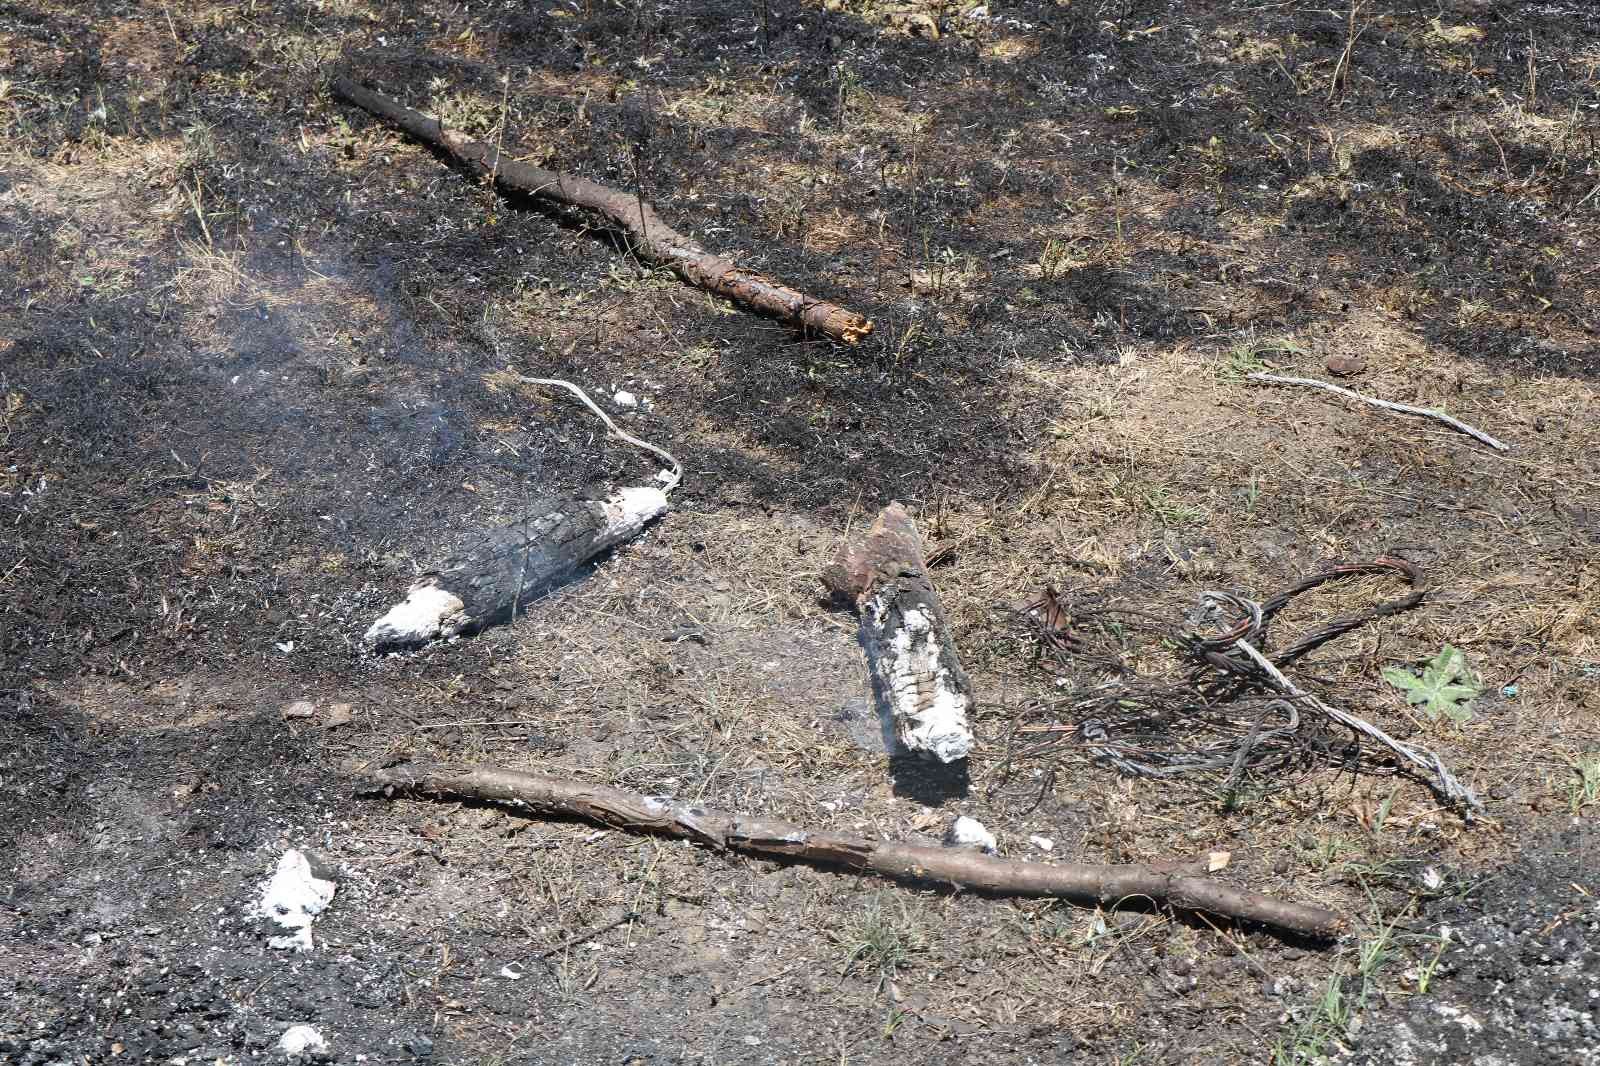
[1383,646,1480,724]
[1219,336,1307,381]
[1273,968,1350,1065]
[1238,471,1262,515]
[841,895,924,992]
[1415,929,1452,995]
[1223,341,1268,379]
[1301,833,1354,872]
[1145,487,1203,527]
[1566,753,1600,814]
[1272,912,1400,1064]
[1038,237,1077,281]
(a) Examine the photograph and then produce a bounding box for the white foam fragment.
[613,389,639,409]
[279,1024,327,1056]
[1029,835,1054,852]
[598,486,670,547]
[864,596,975,763]
[945,816,996,853]
[254,850,337,952]
[364,582,467,647]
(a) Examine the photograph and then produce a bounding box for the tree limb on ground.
[362,763,1345,939]
[329,75,873,344]
[822,502,976,763]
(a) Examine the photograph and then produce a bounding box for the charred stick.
[364,488,667,648]
[329,75,872,344]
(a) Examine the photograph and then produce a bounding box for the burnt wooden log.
[363,763,1345,938]
[366,487,667,648]
[822,502,976,763]
[329,76,873,345]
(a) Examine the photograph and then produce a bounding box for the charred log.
[823,502,976,763]
[366,487,667,648]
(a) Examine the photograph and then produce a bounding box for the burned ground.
[3,0,1599,1063]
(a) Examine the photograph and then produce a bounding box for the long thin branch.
[1248,373,1509,451]
[362,763,1345,938]
[329,75,873,344]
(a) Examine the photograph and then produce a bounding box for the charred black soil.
[3,0,1599,1063]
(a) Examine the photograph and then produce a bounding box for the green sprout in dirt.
[1141,484,1204,527]
[1566,753,1600,814]
[1238,470,1263,516]
[1038,237,1075,281]
[1219,335,1307,381]
[1273,910,1401,1064]
[1414,929,1452,995]
[840,895,925,992]
[1274,967,1351,1065]
[835,61,860,129]
[1223,340,1268,379]
[1382,645,1480,724]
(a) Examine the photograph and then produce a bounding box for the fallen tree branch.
[329,75,873,344]
[362,763,1345,939]
[823,502,976,763]
[1247,372,1509,451]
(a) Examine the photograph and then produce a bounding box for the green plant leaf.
[1382,645,1479,723]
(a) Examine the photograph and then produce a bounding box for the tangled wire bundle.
[991,559,1479,813]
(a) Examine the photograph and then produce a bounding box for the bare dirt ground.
[3,0,1599,1063]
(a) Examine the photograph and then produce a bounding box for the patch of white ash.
[278,1024,328,1056]
[599,485,669,546]
[251,849,337,952]
[944,816,996,853]
[364,581,466,646]
[865,598,974,763]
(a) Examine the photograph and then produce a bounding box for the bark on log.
[366,486,667,648]
[362,763,1345,938]
[329,75,873,345]
[823,502,975,763]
